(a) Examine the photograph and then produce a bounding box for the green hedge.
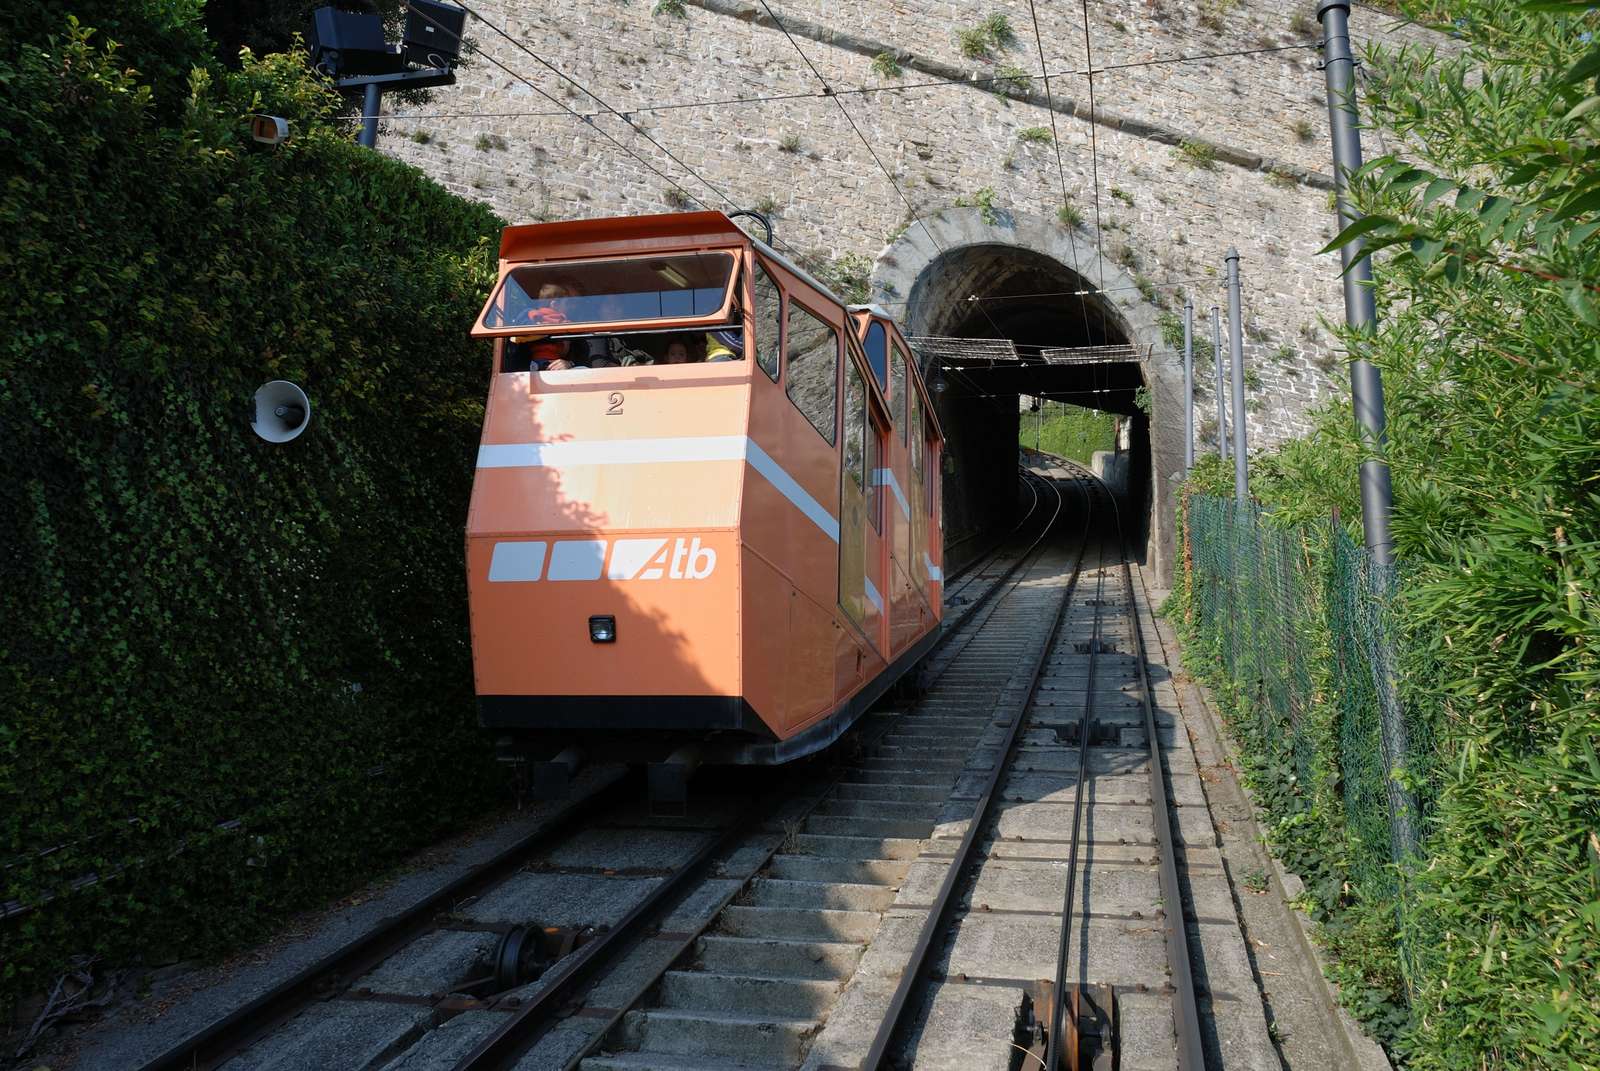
[1,11,504,1004]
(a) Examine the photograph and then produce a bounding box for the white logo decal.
[490,537,717,582]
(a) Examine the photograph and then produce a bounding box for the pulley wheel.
[493,925,541,991]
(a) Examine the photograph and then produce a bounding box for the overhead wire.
[404,1,810,259]
[442,2,757,226]
[398,2,711,219]
[748,0,1016,346]
[1078,0,1107,297]
[1023,0,1094,347]
[336,42,1319,125]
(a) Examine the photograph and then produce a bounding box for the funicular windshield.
[479,251,748,374]
[481,252,736,329]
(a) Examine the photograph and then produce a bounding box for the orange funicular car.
[466,212,943,798]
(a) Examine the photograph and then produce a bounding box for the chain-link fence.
[1183,493,1437,991]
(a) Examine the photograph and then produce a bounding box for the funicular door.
[866,398,891,656]
[838,355,883,673]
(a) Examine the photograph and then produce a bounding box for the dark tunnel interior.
[906,245,1153,570]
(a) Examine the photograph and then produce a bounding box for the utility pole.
[358,83,381,148]
[1182,297,1195,473]
[1318,1,1395,566]
[1319,0,1414,856]
[1211,306,1227,461]
[1225,250,1248,503]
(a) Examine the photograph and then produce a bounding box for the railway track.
[133,468,1064,1071]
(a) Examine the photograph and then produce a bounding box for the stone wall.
[381,0,1439,578]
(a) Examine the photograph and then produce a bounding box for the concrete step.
[803,814,933,839]
[790,832,924,859]
[854,757,968,774]
[814,798,942,821]
[614,1008,820,1064]
[833,781,949,803]
[694,935,863,980]
[747,878,895,912]
[873,743,973,760]
[657,970,842,1017]
[582,1052,774,1071]
[766,855,908,885]
[715,905,879,942]
[837,767,958,789]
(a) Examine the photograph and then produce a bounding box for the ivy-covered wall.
[1,5,503,1004]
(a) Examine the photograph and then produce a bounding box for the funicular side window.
[863,322,888,392]
[890,344,908,440]
[909,389,924,479]
[786,302,839,445]
[752,262,782,382]
[844,361,866,492]
[480,252,735,329]
[925,415,939,517]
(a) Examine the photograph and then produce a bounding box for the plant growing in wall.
[955,186,1000,225]
[1175,139,1218,170]
[956,12,1017,59]
[871,51,902,78]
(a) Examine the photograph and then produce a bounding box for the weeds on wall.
[871,50,902,79]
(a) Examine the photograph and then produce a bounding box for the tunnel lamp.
[588,615,616,643]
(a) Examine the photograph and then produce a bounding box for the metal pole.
[1225,249,1248,503]
[1319,0,1414,857]
[358,82,382,149]
[1211,306,1227,460]
[1182,297,1195,473]
[1318,1,1394,567]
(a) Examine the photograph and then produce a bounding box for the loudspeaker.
[251,381,312,443]
[404,0,467,67]
[251,115,290,146]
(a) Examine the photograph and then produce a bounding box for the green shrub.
[0,15,503,1004]
[1019,403,1116,464]
[1178,2,1600,1064]
[871,50,902,79]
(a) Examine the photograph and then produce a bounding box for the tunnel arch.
[870,208,1187,583]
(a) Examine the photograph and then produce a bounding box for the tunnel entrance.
[899,242,1153,570]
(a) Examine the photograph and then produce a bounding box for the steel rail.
[1117,537,1206,1071]
[1053,455,1207,1071]
[452,804,760,1069]
[945,466,1042,591]
[454,475,1071,1070]
[861,471,1095,1069]
[1045,520,1109,1069]
[134,774,640,1071]
[141,466,1066,1071]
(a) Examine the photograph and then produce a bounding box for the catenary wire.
[398,2,714,218]
[441,2,766,232]
[336,42,1319,124]
[405,1,807,260]
[1023,0,1094,346]
[748,0,1016,345]
[1079,0,1107,295]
